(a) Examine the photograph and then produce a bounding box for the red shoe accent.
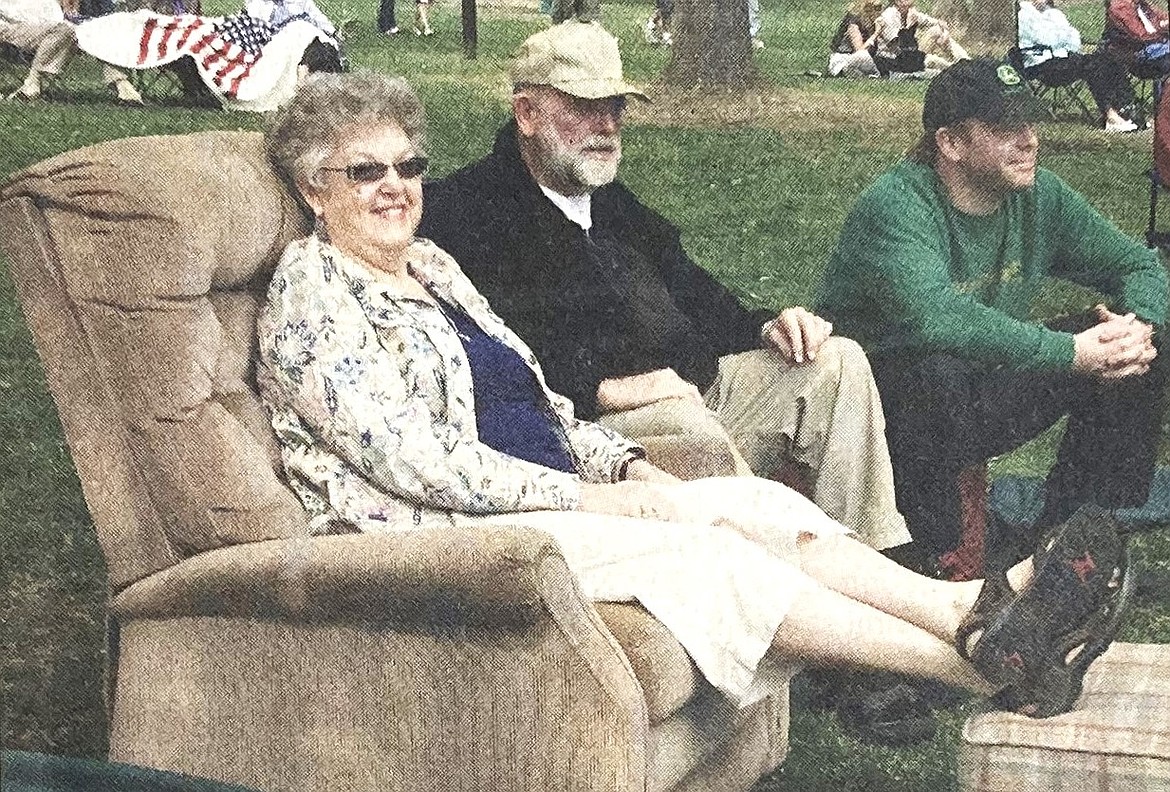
[938,547,982,581]
[1069,552,1097,584]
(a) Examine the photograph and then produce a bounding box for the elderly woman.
[872,0,969,74]
[828,0,883,77]
[1020,0,1137,132]
[258,71,1125,721]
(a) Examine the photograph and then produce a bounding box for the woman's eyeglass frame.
[320,156,429,185]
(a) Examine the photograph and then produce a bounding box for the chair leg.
[938,463,987,582]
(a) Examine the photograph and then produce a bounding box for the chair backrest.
[0,131,312,589]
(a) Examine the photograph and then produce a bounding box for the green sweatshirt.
[817,160,1168,370]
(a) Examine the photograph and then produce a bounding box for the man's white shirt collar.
[539,185,593,231]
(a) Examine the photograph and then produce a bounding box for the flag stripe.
[129,12,315,99]
[137,16,157,65]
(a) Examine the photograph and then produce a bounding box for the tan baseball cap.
[511,21,649,101]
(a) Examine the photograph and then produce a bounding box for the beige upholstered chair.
[0,131,789,792]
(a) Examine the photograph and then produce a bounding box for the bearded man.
[818,59,1168,573]
[418,20,911,553]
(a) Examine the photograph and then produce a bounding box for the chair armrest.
[111,524,569,627]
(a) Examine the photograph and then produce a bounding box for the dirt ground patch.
[628,81,922,138]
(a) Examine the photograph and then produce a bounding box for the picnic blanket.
[75,9,335,112]
[990,466,1170,530]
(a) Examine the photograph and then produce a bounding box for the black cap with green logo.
[922,59,1047,132]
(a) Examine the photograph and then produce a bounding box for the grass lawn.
[2,0,1170,789]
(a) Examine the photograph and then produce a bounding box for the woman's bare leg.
[773,583,993,693]
[796,533,1034,643]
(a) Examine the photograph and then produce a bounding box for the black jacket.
[419,122,772,419]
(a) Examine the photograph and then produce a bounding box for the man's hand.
[596,368,703,413]
[1073,304,1156,379]
[762,307,834,365]
[577,480,682,521]
[623,458,681,484]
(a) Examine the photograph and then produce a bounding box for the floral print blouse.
[257,234,642,534]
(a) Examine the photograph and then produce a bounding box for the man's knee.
[815,336,870,378]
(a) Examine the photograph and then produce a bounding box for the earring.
[314,213,330,241]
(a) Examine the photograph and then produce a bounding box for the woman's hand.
[578,481,682,522]
[623,458,681,484]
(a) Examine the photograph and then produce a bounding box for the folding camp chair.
[1146,80,1170,247]
[1100,0,1169,122]
[1007,44,1098,124]
[1011,3,1099,126]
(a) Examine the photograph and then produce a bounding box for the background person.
[872,0,969,74]
[1104,0,1170,75]
[643,0,672,45]
[1,0,142,101]
[1018,0,1137,132]
[259,70,1127,724]
[246,0,335,36]
[412,0,432,36]
[419,21,912,555]
[243,0,342,72]
[377,0,397,35]
[818,59,1168,579]
[551,0,598,23]
[828,0,882,77]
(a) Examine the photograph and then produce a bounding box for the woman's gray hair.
[266,71,427,191]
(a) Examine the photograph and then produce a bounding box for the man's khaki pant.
[0,20,127,84]
[598,338,910,551]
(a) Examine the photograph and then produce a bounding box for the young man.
[419,21,911,552]
[818,58,1168,576]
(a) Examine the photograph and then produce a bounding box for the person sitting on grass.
[828,0,883,77]
[259,69,1132,725]
[872,0,969,75]
[1018,0,1138,133]
[818,59,1168,581]
[1,0,142,102]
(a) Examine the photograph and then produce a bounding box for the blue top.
[433,294,578,473]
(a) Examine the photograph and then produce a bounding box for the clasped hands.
[1072,304,1157,379]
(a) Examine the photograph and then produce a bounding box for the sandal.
[995,542,1134,718]
[954,525,1067,663]
[958,504,1129,712]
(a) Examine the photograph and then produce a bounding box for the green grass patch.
[2,0,1169,788]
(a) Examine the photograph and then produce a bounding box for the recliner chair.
[0,131,789,792]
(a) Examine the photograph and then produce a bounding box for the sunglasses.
[320,156,429,184]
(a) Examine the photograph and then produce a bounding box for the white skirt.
[455,477,850,706]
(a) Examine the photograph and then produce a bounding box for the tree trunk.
[662,0,758,87]
[965,0,1015,42]
[932,0,970,39]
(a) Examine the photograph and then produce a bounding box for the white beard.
[536,127,621,192]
